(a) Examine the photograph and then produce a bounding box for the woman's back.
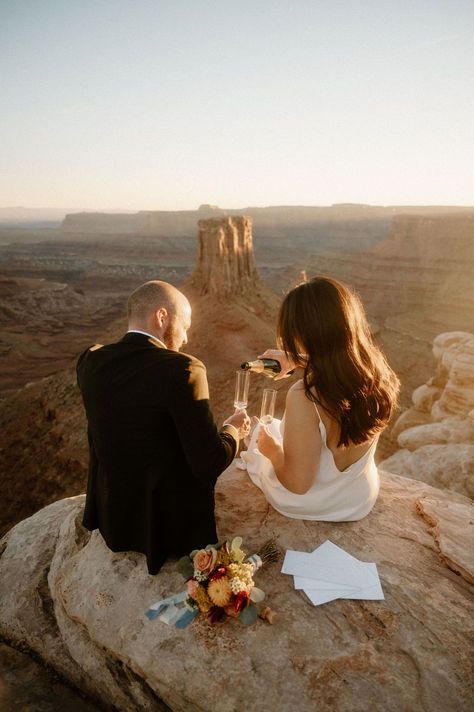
[244,381,380,521]
[314,393,375,473]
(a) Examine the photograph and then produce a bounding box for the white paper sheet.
[282,551,377,589]
[281,540,384,606]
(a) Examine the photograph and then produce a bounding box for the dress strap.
[312,401,328,445]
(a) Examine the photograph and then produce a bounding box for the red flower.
[208,566,226,581]
[233,591,249,613]
[208,606,225,624]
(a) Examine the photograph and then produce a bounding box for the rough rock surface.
[416,497,474,585]
[1,465,473,712]
[381,332,474,498]
[0,642,99,711]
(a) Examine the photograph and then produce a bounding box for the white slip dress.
[241,403,380,521]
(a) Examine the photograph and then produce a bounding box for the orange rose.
[193,547,217,575]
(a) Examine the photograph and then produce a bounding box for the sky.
[0,0,473,210]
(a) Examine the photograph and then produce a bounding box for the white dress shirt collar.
[127,329,167,349]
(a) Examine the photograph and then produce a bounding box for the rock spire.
[190,216,260,297]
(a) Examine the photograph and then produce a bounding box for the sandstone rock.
[190,216,259,297]
[432,331,473,363]
[379,444,474,498]
[389,407,432,441]
[0,642,99,711]
[382,332,474,497]
[434,382,474,420]
[397,416,474,451]
[416,497,474,585]
[433,335,474,420]
[397,423,451,450]
[1,465,473,712]
[411,384,441,412]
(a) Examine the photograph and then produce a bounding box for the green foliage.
[177,555,194,579]
[239,603,258,626]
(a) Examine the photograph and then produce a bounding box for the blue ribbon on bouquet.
[145,591,198,629]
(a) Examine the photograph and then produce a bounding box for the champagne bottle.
[240,359,295,379]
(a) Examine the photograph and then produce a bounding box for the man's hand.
[223,408,251,439]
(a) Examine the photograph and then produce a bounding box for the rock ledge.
[0,466,473,712]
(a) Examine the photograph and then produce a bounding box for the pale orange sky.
[1,1,473,210]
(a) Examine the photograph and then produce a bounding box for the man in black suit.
[77,280,249,574]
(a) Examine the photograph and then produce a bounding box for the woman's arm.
[257,381,322,494]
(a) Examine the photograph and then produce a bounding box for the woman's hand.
[257,424,283,460]
[243,415,260,447]
[258,349,300,380]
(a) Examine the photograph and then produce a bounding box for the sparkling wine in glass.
[234,369,250,410]
[260,388,277,424]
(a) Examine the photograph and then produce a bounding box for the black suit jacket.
[76,332,237,574]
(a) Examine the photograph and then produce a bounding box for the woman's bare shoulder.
[286,379,318,420]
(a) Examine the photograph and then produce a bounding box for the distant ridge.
[1,203,473,228]
[61,204,474,236]
[0,206,135,225]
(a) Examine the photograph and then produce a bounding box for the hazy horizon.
[1,1,473,210]
[1,200,474,217]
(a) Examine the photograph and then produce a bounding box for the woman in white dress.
[244,276,400,521]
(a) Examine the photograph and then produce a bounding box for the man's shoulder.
[77,342,104,366]
[162,350,207,382]
[165,351,209,399]
[175,350,205,370]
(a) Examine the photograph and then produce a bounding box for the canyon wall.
[300,212,474,324]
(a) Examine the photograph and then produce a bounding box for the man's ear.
[155,307,168,328]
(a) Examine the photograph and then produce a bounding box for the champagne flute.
[234,369,250,410]
[260,388,277,424]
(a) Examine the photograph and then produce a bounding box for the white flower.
[229,577,249,594]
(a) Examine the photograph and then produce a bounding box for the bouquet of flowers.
[146,537,279,629]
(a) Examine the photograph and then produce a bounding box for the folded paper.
[282,540,384,606]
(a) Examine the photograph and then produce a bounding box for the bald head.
[127,280,191,351]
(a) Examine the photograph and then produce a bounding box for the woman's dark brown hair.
[278,276,400,447]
